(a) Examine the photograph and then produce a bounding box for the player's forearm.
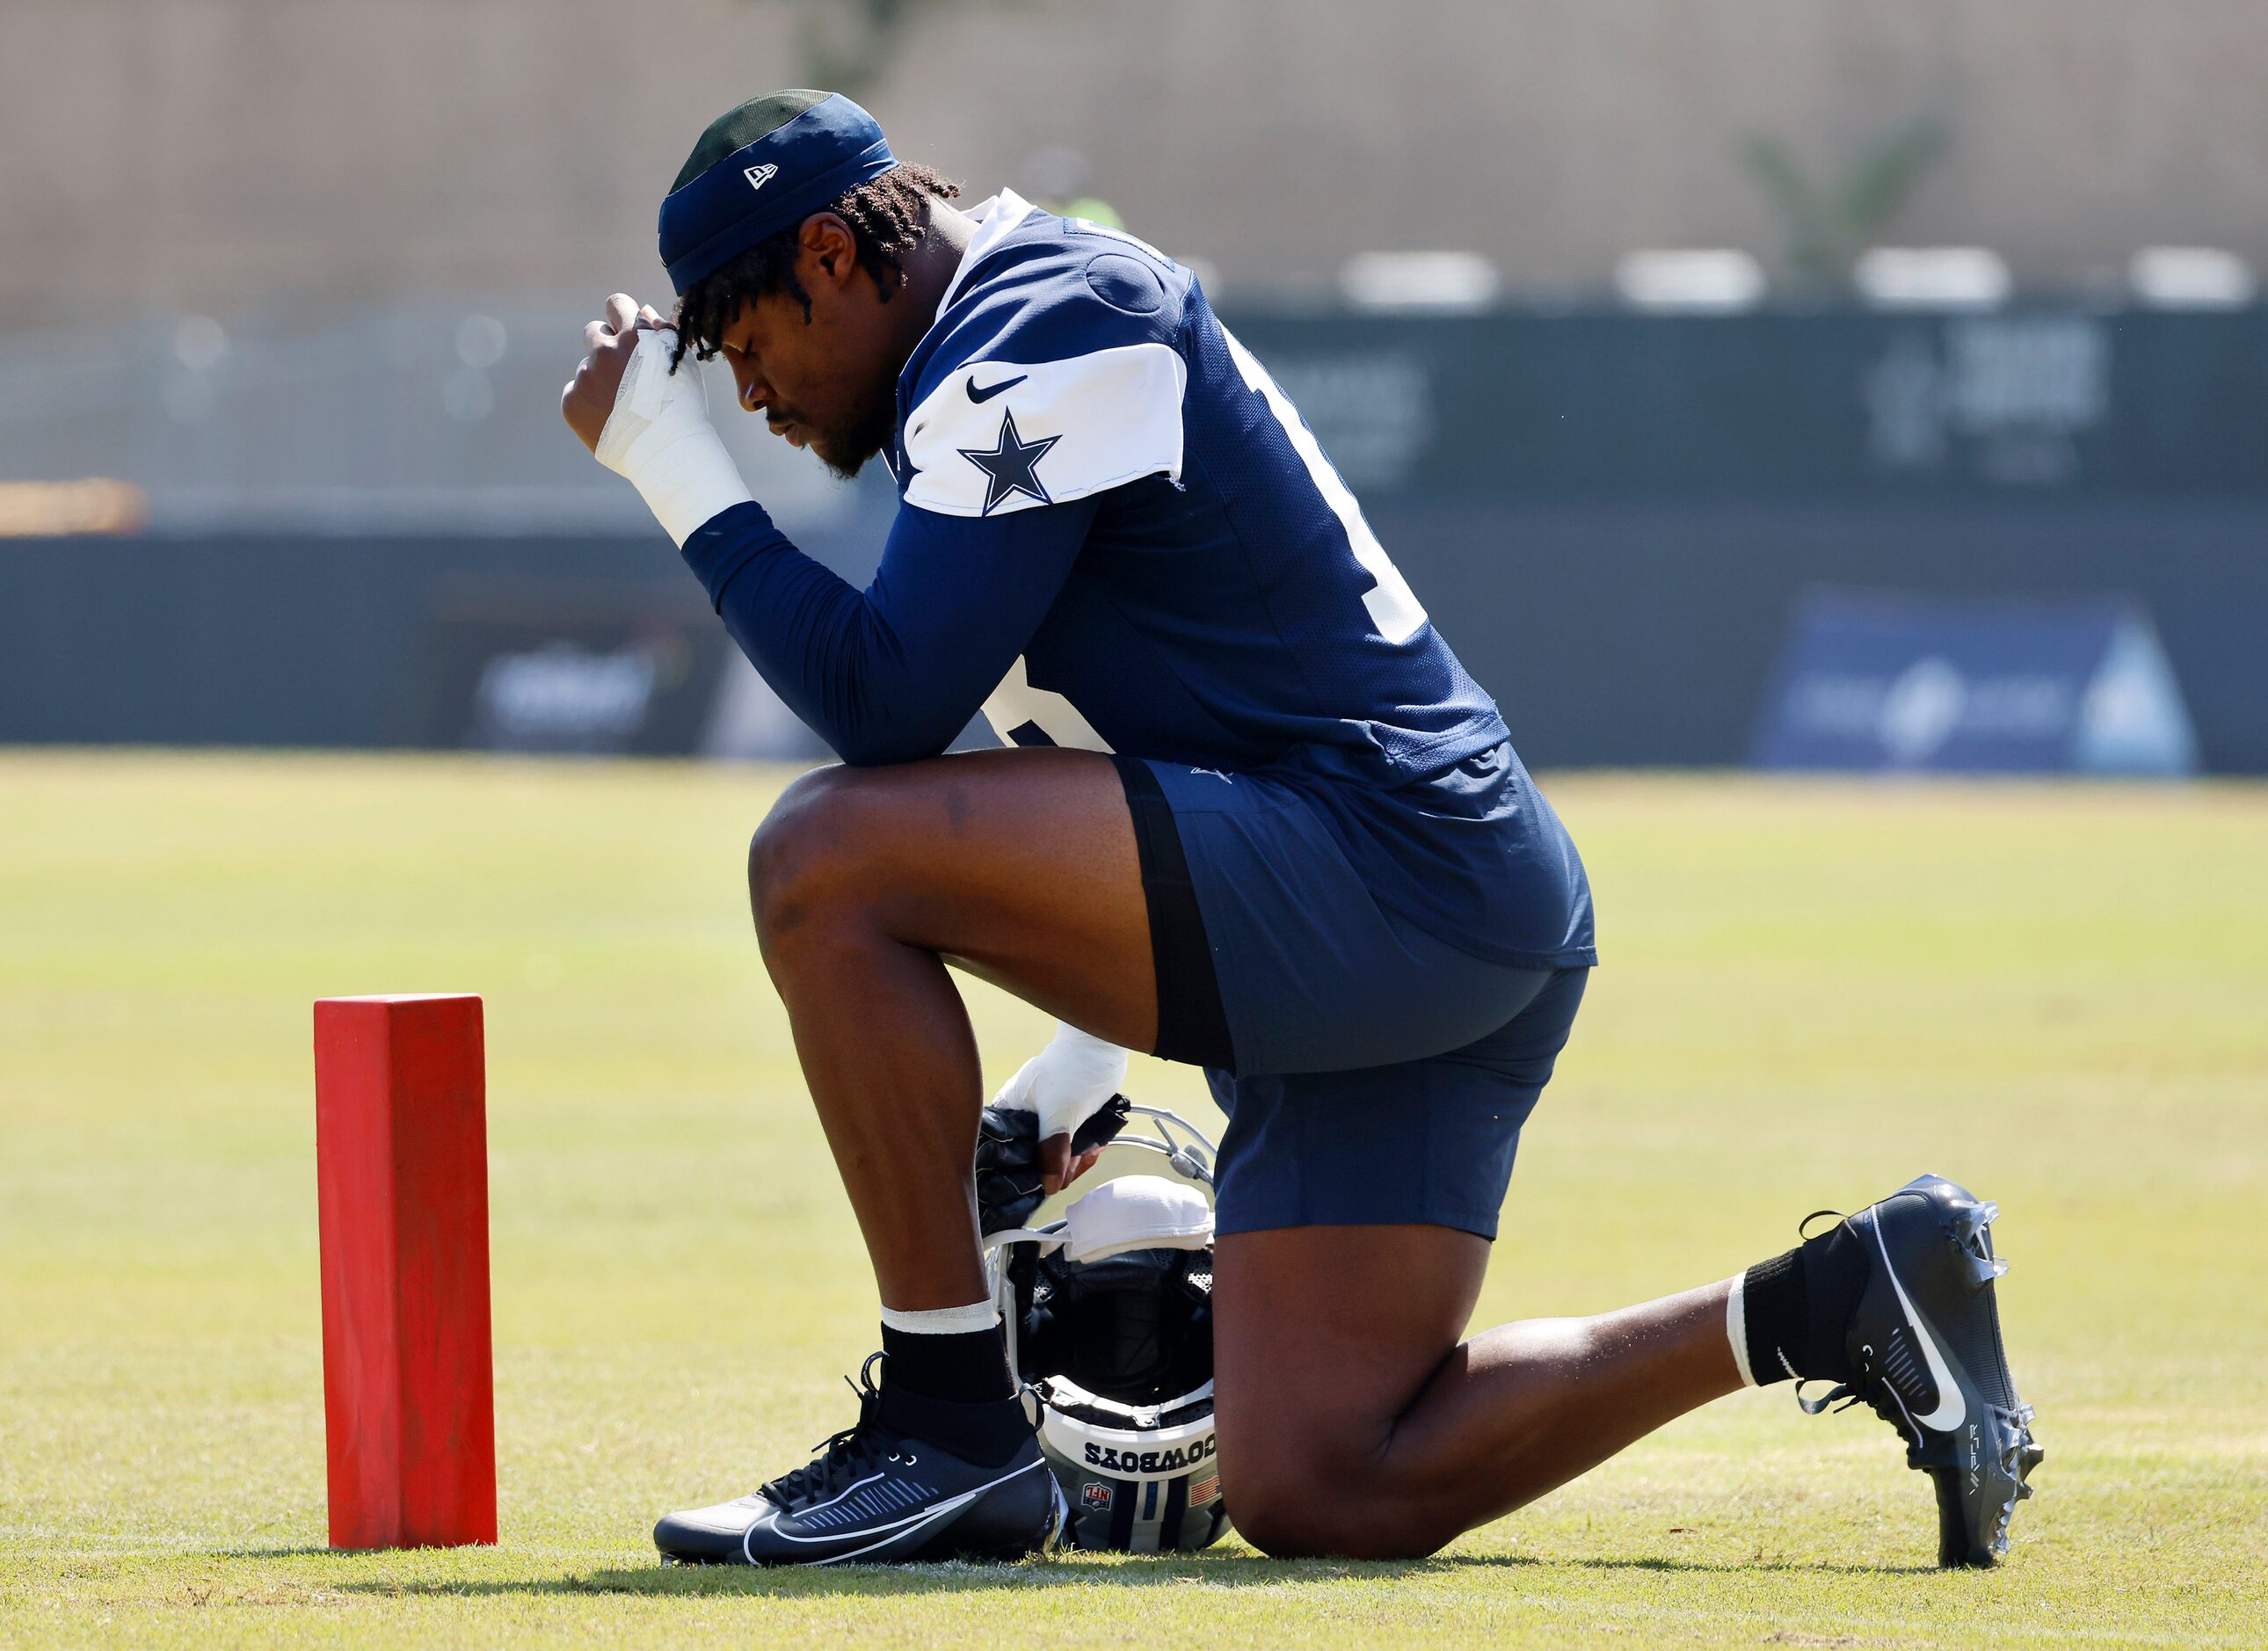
[683,498,1101,766]
[682,502,978,765]
[582,323,1093,766]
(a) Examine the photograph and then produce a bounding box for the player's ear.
[799,213,861,294]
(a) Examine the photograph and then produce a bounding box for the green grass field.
[2,752,2263,1647]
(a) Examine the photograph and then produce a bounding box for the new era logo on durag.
[744,164,778,192]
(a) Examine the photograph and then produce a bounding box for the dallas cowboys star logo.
[958,408,1061,514]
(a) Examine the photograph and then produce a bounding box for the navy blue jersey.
[891,193,1505,785]
[680,190,1593,968]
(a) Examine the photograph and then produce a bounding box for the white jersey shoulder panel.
[903,344,1187,519]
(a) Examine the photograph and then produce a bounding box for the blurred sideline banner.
[1749,592,2198,775]
[1230,307,2268,502]
[421,575,729,757]
[4,500,2266,770]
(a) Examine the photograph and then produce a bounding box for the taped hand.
[992,1023,1130,1193]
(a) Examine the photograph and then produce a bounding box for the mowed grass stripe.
[1,753,2262,1647]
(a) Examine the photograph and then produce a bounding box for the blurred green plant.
[1741,118,1949,290]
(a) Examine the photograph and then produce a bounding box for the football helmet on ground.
[978,1101,1232,1553]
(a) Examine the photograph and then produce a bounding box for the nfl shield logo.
[1082,1481,1115,1510]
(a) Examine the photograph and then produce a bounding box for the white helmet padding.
[1059,1175,1213,1263]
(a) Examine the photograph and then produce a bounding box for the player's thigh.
[1213,1224,1487,1488]
[749,746,1155,1042]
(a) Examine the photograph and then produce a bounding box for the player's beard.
[807,376,900,482]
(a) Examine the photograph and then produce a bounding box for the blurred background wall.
[10,0,2268,310]
[3,0,2262,772]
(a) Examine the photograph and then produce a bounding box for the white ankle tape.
[1725,1274,1758,1387]
[880,1300,1000,1336]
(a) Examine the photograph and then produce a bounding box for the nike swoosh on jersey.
[1872,1213,1967,1432]
[966,374,1028,404]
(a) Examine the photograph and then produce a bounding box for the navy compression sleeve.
[678,496,1101,767]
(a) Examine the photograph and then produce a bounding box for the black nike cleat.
[1799,1174,2044,1567]
[653,1356,1065,1567]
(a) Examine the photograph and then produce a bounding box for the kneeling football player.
[561,90,2041,1568]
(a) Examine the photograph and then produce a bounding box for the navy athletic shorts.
[1114,754,1588,1241]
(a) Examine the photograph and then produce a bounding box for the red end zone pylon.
[314,994,497,1549]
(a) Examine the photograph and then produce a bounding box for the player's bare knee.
[1220,1412,1447,1560]
[1231,1462,1445,1560]
[1244,1505,1450,1561]
[747,766,877,945]
[1227,1476,1337,1558]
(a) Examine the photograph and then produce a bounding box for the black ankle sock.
[878,1321,1014,1404]
[1741,1219,1870,1386]
[1741,1249,1806,1385]
[876,1378,1031,1467]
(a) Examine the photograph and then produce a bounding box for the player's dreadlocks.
[669,164,961,372]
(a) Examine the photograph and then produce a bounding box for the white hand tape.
[993,1022,1129,1145]
[594,327,753,547]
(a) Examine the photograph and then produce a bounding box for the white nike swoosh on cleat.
[806,1495,973,1567]
[743,1458,1047,1563]
[1872,1211,1966,1432]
